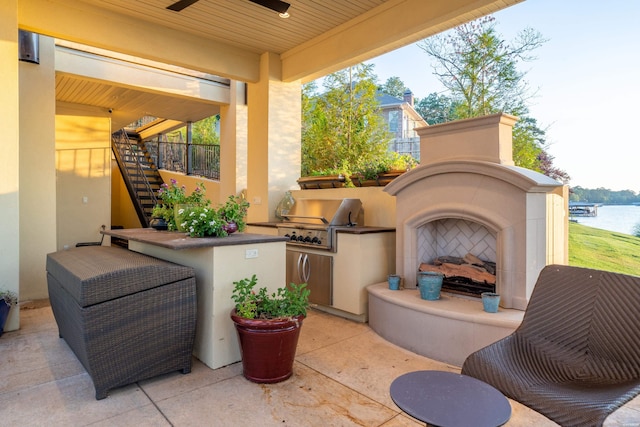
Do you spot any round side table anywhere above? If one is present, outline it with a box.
[390,370,511,427]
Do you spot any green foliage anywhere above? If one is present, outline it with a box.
[416,16,569,182]
[176,195,250,237]
[218,195,250,231]
[512,116,544,171]
[155,179,210,230]
[633,223,640,238]
[301,64,392,177]
[231,274,310,320]
[177,205,227,237]
[414,93,459,125]
[178,115,220,145]
[569,222,640,276]
[379,76,407,98]
[352,152,416,180]
[418,16,545,118]
[570,186,640,204]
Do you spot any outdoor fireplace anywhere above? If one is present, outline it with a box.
[385,113,567,310]
[368,113,568,366]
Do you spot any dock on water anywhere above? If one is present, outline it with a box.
[569,202,600,217]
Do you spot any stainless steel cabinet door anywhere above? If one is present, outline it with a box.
[285,250,332,306]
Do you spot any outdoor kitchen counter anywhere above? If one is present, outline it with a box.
[247,222,395,234]
[247,222,396,322]
[102,227,287,249]
[101,228,287,371]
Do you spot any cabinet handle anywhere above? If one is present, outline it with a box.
[297,253,304,283]
[302,254,311,282]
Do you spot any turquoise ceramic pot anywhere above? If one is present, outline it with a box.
[388,275,401,290]
[418,271,444,300]
[481,292,501,313]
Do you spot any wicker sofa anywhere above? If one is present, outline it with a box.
[462,264,640,426]
[46,245,197,400]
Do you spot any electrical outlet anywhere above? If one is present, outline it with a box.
[245,249,258,259]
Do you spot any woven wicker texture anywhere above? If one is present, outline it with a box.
[462,265,640,426]
[46,246,194,307]
[47,247,197,399]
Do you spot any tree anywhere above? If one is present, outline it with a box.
[379,76,407,98]
[417,16,569,181]
[418,16,545,118]
[176,115,220,145]
[301,64,392,176]
[414,92,459,125]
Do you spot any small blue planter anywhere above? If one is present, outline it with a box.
[481,292,501,313]
[388,275,401,290]
[418,271,444,300]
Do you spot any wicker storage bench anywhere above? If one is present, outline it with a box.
[46,245,197,400]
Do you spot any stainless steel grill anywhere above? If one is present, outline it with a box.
[276,198,363,252]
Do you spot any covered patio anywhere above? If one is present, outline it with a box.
[9,302,640,426]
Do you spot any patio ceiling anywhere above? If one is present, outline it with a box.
[20,0,524,130]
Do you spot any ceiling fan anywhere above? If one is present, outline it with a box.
[166,0,291,15]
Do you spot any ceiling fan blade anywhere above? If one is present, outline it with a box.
[166,0,200,12]
[249,0,290,15]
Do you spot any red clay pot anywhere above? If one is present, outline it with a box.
[230,309,305,383]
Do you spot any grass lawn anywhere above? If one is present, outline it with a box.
[569,221,640,276]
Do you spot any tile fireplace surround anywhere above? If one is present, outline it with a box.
[368,113,568,366]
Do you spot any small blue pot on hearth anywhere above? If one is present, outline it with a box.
[417,271,444,300]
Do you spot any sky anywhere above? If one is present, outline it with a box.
[364,0,640,192]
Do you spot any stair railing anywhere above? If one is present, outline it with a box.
[112,129,160,227]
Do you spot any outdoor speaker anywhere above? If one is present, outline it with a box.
[19,30,39,64]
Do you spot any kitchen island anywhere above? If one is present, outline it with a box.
[102,228,287,370]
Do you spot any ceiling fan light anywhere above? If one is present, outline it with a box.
[279,12,290,18]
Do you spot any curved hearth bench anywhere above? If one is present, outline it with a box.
[367,283,523,367]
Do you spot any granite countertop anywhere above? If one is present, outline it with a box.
[103,228,288,250]
[248,222,395,234]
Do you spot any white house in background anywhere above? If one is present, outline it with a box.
[377,90,427,161]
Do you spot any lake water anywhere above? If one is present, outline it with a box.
[572,205,640,235]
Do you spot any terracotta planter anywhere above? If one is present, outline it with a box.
[351,170,406,187]
[297,175,345,189]
[230,309,305,383]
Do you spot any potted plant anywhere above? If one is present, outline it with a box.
[176,195,250,238]
[230,274,310,383]
[351,153,417,187]
[297,168,347,189]
[155,179,209,231]
[0,289,18,337]
[218,195,250,234]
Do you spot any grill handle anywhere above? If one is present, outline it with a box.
[281,215,329,225]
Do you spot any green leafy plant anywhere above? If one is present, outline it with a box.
[177,205,227,237]
[176,195,250,237]
[218,195,250,232]
[154,179,209,230]
[231,274,310,320]
[0,289,18,306]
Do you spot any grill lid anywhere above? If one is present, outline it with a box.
[281,198,363,227]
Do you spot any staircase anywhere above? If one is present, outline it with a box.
[112,129,164,227]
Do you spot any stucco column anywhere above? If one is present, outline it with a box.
[0,0,21,330]
[19,35,57,301]
[219,81,248,201]
[246,52,301,222]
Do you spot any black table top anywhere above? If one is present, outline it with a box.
[390,370,511,427]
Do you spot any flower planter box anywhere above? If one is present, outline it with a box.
[297,175,346,189]
[351,170,406,187]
